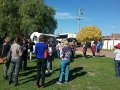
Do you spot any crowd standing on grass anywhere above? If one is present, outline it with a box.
[2,34,120,88]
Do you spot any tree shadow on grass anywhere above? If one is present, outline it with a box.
[99,55,106,57]
[20,68,60,85]
[75,54,83,58]
[45,77,59,87]
[69,67,87,81]
[19,66,37,76]
[20,74,36,84]
[44,68,60,78]
[86,55,93,58]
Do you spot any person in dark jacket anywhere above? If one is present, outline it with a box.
[27,38,35,62]
[1,37,11,80]
[21,39,28,70]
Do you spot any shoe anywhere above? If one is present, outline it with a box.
[41,86,44,88]
[56,81,62,84]
[8,81,12,84]
[65,80,68,83]
[36,85,40,88]
[45,70,48,74]
[50,70,54,74]
[4,76,9,80]
[14,83,19,87]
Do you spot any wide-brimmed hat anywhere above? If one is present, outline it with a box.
[115,43,120,49]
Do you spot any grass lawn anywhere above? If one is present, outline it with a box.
[0,55,120,90]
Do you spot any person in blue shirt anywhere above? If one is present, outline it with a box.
[97,41,102,57]
[34,35,48,88]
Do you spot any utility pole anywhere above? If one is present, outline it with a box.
[76,8,84,32]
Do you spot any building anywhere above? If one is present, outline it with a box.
[102,33,120,50]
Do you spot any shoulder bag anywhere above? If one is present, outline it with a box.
[0,45,7,64]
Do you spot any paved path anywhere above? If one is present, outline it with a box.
[76,48,114,58]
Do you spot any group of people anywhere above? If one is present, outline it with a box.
[1,35,120,88]
[1,36,35,86]
[0,35,77,88]
[34,36,77,87]
[81,40,120,78]
[81,41,103,59]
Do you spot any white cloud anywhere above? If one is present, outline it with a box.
[111,26,115,28]
[55,12,77,19]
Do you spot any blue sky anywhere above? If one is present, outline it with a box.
[46,0,120,36]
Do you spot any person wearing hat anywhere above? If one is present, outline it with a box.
[113,43,120,77]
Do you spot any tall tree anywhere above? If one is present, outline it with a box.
[76,25,102,43]
[19,0,57,35]
[0,0,57,37]
[0,0,20,37]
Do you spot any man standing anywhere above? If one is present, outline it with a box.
[97,41,102,57]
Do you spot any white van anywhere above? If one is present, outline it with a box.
[30,32,56,52]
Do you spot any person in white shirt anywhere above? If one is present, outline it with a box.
[45,42,54,74]
[113,43,120,77]
[56,41,60,58]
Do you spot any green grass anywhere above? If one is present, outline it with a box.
[0,55,120,90]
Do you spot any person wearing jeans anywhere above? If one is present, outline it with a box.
[113,43,120,77]
[8,37,23,87]
[9,58,21,85]
[45,42,54,74]
[59,60,70,82]
[56,40,71,84]
[1,37,11,80]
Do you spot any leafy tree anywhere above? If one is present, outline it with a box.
[76,25,102,43]
[19,0,57,35]
[0,0,57,37]
[0,0,20,37]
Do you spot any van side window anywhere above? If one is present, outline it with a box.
[33,36,37,41]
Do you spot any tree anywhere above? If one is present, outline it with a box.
[76,25,102,43]
[0,0,57,37]
[19,0,57,35]
[0,0,20,37]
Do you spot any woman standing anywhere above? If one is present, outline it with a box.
[34,35,48,88]
[114,43,120,77]
[1,37,11,80]
[45,42,54,74]
[91,41,96,57]
[9,37,23,86]
[81,42,87,59]
[56,40,71,84]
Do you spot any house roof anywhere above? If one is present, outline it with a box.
[103,33,120,40]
